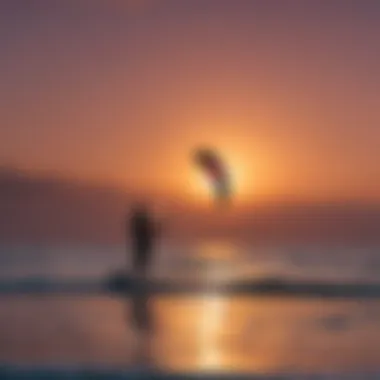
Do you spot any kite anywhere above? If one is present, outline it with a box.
[193,147,232,203]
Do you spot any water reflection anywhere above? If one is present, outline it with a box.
[197,296,226,369]
[0,296,380,373]
[152,296,380,373]
[193,241,231,369]
[126,240,380,372]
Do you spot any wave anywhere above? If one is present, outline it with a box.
[0,365,379,379]
[0,274,380,299]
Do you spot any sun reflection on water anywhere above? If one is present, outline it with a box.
[196,241,232,370]
[198,295,225,369]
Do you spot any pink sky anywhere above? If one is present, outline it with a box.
[0,1,379,205]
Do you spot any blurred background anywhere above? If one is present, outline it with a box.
[0,0,379,377]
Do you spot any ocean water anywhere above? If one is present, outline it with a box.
[0,241,379,283]
[0,241,379,375]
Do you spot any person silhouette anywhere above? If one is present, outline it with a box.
[127,203,157,339]
[128,203,156,278]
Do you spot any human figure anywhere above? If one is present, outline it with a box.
[128,203,157,278]
[127,203,157,340]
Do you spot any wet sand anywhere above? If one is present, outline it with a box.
[0,295,379,374]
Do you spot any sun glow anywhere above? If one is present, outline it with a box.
[187,149,250,206]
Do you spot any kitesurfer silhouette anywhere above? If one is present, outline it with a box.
[127,203,157,359]
[128,203,157,278]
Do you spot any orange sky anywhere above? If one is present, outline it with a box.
[0,1,379,205]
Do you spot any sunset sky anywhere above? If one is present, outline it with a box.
[1,0,379,204]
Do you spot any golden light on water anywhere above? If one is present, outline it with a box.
[198,296,226,369]
[196,241,233,369]
[197,241,237,261]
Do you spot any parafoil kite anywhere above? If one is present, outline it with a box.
[193,147,231,203]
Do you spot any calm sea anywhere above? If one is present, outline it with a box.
[0,241,379,374]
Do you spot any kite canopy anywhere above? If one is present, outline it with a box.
[193,148,231,203]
